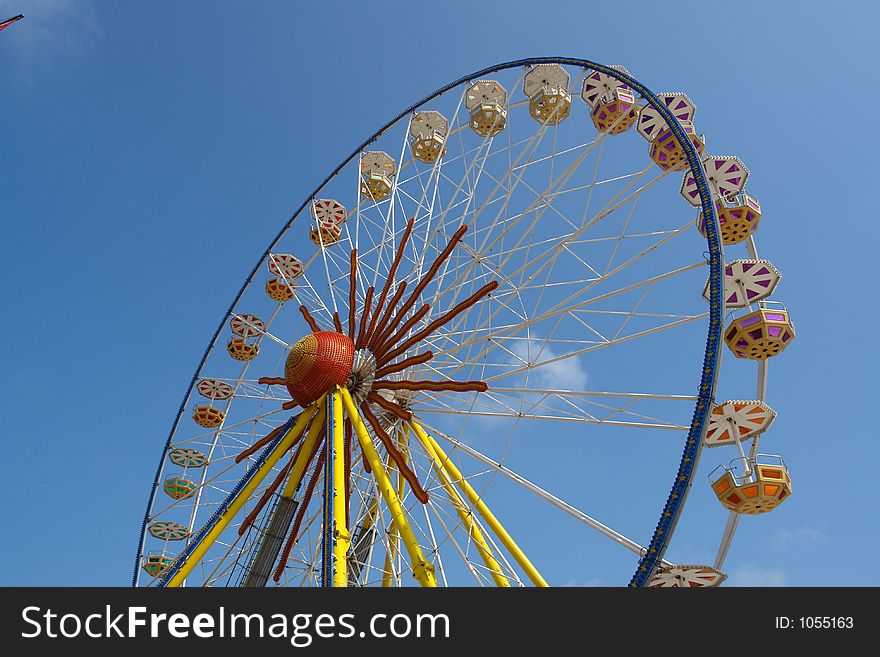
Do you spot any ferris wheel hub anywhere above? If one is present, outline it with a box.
[283,331,355,407]
[347,349,377,403]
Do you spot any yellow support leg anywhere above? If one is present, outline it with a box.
[331,388,350,587]
[165,403,321,587]
[380,479,399,586]
[413,422,510,587]
[357,496,380,532]
[281,404,328,498]
[409,421,548,588]
[339,386,437,587]
[382,425,407,587]
[347,495,379,586]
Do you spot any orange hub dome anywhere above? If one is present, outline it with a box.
[284,331,355,407]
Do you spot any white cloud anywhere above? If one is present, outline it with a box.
[771,527,822,550]
[508,337,588,390]
[726,565,787,587]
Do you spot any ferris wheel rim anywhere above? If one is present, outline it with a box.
[132,56,724,587]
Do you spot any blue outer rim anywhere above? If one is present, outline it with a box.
[134,57,723,588]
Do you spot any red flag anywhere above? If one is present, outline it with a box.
[0,14,23,32]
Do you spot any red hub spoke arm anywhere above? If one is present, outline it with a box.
[355,286,375,349]
[364,218,415,346]
[374,380,488,393]
[238,458,294,536]
[373,304,430,362]
[347,249,358,340]
[374,224,468,347]
[272,433,326,582]
[374,350,433,378]
[368,280,408,351]
[367,391,413,421]
[378,281,498,366]
[299,305,321,333]
[360,402,428,504]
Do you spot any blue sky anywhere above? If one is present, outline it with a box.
[2,0,877,586]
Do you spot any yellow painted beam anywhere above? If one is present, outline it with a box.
[358,496,380,532]
[281,405,328,498]
[413,423,510,587]
[165,403,321,587]
[382,425,408,587]
[346,496,378,587]
[331,389,350,587]
[409,421,548,588]
[340,386,437,587]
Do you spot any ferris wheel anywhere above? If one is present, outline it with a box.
[133,58,795,588]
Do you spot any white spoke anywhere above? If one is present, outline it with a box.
[418,419,672,566]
